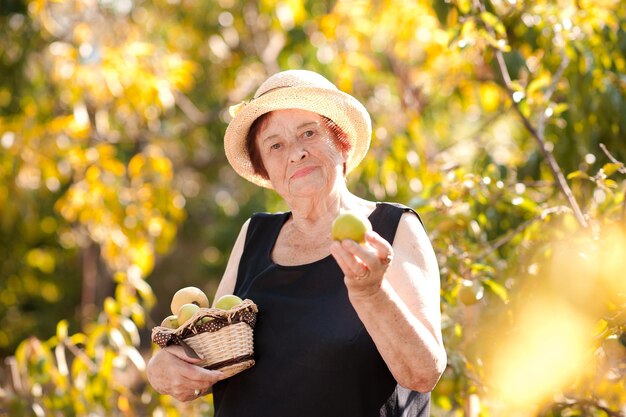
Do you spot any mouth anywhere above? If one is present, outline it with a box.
[290,166,316,179]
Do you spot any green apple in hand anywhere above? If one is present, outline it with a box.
[331,211,372,244]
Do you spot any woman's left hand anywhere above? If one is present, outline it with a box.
[330,231,393,296]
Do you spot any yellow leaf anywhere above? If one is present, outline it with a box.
[128,154,145,179]
[56,320,69,341]
[479,82,502,112]
[118,395,130,412]
[567,170,589,180]
[603,162,624,176]
[26,248,56,274]
[104,297,118,316]
[553,103,569,116]
[480,11,506,37]
[151,156,173,181]
[527,74,551,95]
[130,241,155,275]
[458,0,472,14]
[85,165,101,182]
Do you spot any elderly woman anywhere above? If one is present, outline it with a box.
[147,70,446,416]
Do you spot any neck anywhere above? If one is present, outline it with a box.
[285,186,368,237]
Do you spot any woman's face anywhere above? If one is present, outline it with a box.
[256,109,346,198]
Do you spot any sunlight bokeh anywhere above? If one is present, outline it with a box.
[488,297,595,411]
[484,225,626,414]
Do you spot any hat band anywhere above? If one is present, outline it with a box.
[254,85,291,99]
[229,85,293,118]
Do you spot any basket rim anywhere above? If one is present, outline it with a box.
[151,298,257,344]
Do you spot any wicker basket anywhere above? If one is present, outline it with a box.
[151,299,258,378]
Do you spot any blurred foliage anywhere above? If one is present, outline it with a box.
[0,0,625,416]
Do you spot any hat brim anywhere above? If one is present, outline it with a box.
[224,86,371,189]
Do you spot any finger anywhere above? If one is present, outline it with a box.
[172,375,217,401]
[166,360,224,401]
[364,232,393,265]
[163,348,225,383]
[330,241,368,277]
[165,345,203,364]
[340,238,379,270]
[364,230,392,254]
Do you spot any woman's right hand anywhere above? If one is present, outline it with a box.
[146,345,226,402]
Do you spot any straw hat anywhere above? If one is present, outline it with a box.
[224,70,372,188]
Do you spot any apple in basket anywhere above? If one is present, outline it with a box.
[215,294,243,310]
[170,286,210,315]
[158,286,209,329]
[160,315,179,329]
[177,303,201,324]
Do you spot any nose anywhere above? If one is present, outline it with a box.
[289,144,308,163]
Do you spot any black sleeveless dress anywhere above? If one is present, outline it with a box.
[213,203,431,417]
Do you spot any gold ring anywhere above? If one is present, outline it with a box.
[381,255,392,265]
[355,269,369,279]
[194,389,201,397]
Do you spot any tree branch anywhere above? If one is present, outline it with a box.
[476,0,588,228]
[174,90,213,125]
[599,143,626,223]
[599,143,626,174]
[537,53,570,137]
[476,206,569,260]
[549,398,625,417]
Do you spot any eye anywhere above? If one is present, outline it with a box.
[269,142,281,151]
[302,129,316,139]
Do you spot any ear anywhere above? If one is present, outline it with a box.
[339,147,349,174]
[340,146,349,162]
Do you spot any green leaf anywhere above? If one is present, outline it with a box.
[482,278,508,303]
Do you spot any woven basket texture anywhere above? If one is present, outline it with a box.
[186,322,255,373]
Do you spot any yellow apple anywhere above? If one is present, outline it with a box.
[160,315,179,329]
[215,294,243,311]
[331,211,372,244]
[177,303,200,324]
[170,286,209,315]
[457,280,484,306]
[603,335,626,363]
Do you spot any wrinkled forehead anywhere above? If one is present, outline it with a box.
[263,108,323,124]
[256,109,325,135]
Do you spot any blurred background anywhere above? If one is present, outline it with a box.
[0,0,625,416]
